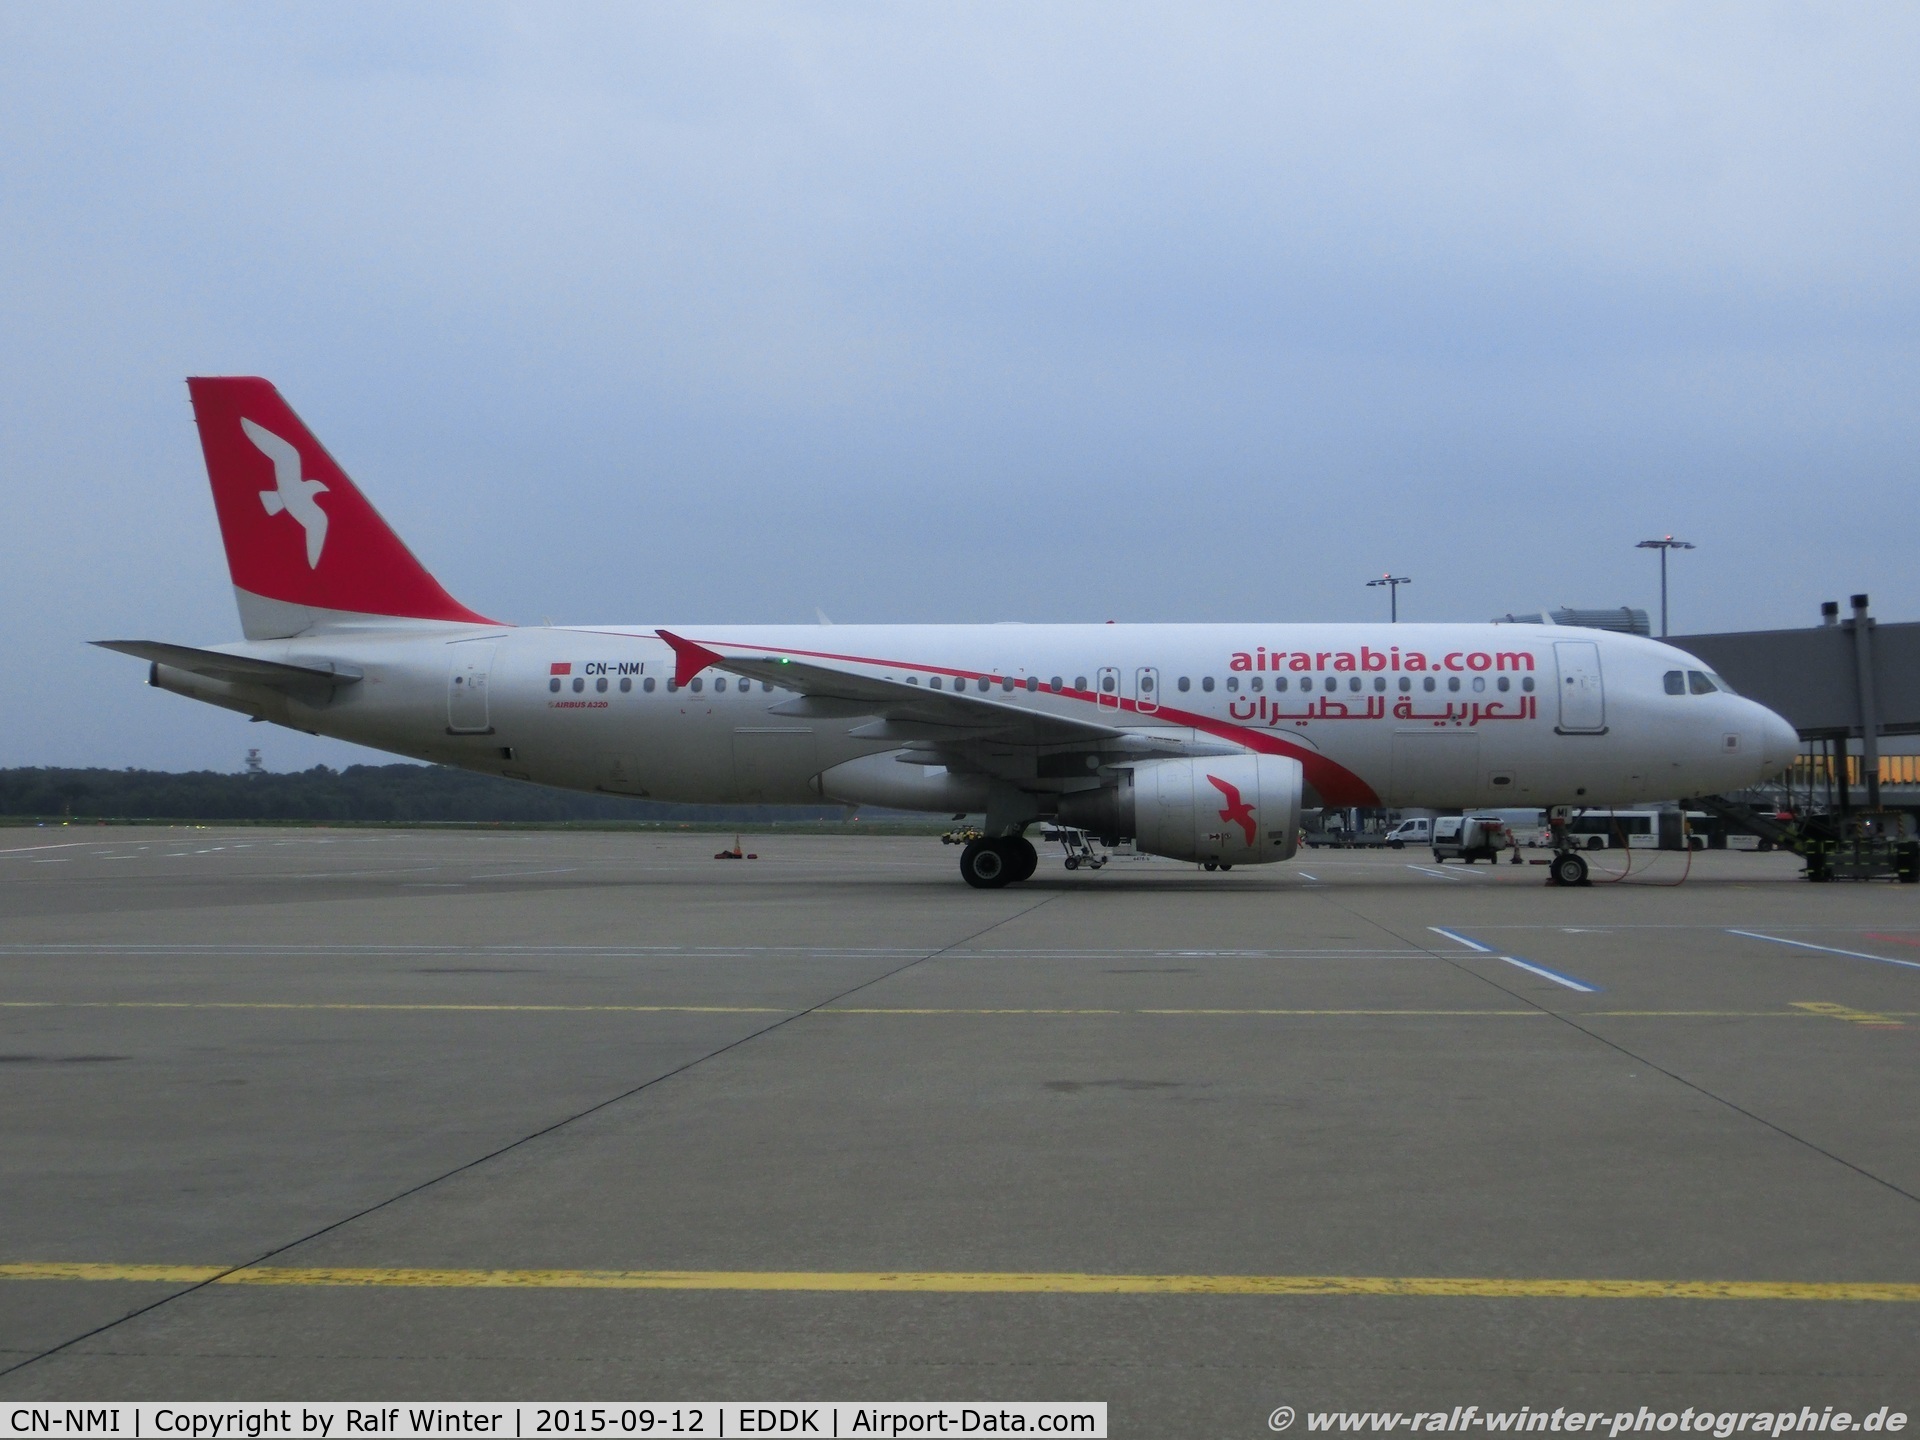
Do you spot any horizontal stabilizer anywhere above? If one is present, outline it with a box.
[92,641,363,689]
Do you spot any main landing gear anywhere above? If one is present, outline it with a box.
[960,836,1039,889]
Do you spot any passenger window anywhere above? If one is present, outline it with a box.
[1275,676,1288,692]
[1100,674,1116,693]
[930,676,942,690]
[1202,676,1215,692]
[1471,676,1485,693]
[1423,676,1436,692]
[978,677,990,693]
[1075,676,1088,691]
[1026,676,1039,692]
[1664,670,1686,695]
[549,677,561,693]
[1177,677,1190,692]
[690,677,704,693]
[1250,676,1262,692]
[1398,676,1411,692]
[666,679,678,693]
[572,677,585,693]
[1496,676,1509,692]
[1688,671,1716,695]
[1348,676,1362,692]
[907,675,919,685]
[1521,676,1535,693]
[1300,676,1313,692]
[1003,677,1016,692]
[644,677,656,692]
[1447,676,1460,692]
[596,676,609,693]
[1139,674,1153,694]
[619,676,631,693]
[1051,676,1064,692]
[1373,676,1386,691]
[1225,676,1239,693]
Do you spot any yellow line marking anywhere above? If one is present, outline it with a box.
[1,1264,1914,1301]
[0,1002,788,1014]
[5,1002,1907,1019]
[1792,1001,1907,1029]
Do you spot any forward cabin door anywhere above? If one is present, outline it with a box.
[447,640,497,734]
[1553,641,1607,733]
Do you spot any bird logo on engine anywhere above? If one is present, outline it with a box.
[1206,774,1257,846]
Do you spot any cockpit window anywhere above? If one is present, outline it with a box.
[1664,670,1686,696]
[1687,670,1717,695]
[1708,671,1736,695]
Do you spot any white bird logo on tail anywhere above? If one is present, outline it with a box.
[241,418,329,567]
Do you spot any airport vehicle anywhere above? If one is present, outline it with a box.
[1564,809,1709,850]
[1384,817,1431,848]
[1043,827,1110,871]
[1430,815,1511,864]
[97,378,1800,888]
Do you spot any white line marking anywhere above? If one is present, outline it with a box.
[0,841,97,855]
[1728,931,1920,973]
[1491,956,1600,993]
[1296,873,1318,882]
[1429,928,1599,992]
[1406,865,1464,880]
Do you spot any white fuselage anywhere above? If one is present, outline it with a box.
[153,621,1798,815]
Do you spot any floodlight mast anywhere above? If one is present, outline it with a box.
[1635,536,1695,637]
[1366,574,1410,623]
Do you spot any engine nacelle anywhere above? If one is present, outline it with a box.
[1058,754,1302,866]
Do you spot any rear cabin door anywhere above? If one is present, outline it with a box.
[1553,641,1607,733]
[447,640,497,734]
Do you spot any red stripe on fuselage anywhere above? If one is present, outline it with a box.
[640,632,1381,807]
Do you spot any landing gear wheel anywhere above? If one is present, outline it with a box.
[1006,837,1038,883]
[960,839,1011,889]
[1202,858,1219,872]
[1550,851,1590,887]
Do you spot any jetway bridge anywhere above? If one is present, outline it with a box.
[1673,594,1920,816]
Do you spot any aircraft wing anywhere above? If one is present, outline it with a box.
[655,630,1237,762]
[92,641,363,690]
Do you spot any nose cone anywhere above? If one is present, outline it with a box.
[1756,703,1798,775]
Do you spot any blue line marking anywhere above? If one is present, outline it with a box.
[1429,927,1601,993]
[1727,930,1920,973]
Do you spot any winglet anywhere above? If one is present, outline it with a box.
[657,630,726,687]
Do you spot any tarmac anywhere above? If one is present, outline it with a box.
[1,828,1916,1428]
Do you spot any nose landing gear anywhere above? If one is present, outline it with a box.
[1544,806,1592,886]
[959,836,1039,889]
[1549,851,1590,887]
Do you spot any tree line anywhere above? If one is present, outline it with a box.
[0,765,854,825]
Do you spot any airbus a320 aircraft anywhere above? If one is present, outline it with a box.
[98,378,1798,888]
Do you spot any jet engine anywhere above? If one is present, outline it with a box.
[1057,754,1302,866]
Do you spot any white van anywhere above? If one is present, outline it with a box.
[1384,817,1431,849]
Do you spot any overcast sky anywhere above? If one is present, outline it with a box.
[3,3,1917,771]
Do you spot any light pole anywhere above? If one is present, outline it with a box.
[1635,536,1694,637]
[1366,574,1410,623]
